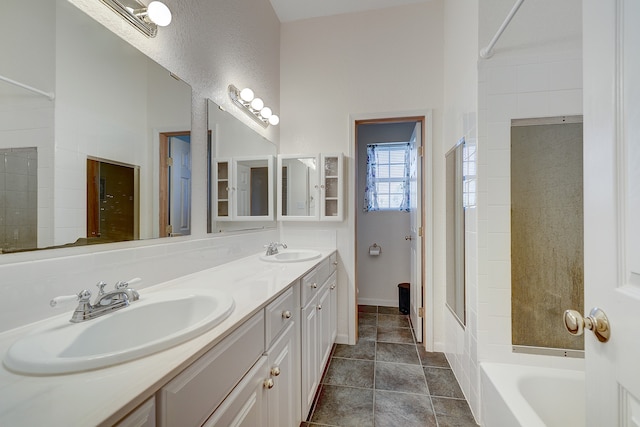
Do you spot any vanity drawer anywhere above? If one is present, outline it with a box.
[316,253,337,285]
[265,287,295,347]
[301,255,336,306]
[300,268,319,307]
[157,311,265,427]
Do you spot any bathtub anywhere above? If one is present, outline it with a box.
[480,363,585,427]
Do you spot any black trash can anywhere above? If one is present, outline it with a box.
[398,282,410,314]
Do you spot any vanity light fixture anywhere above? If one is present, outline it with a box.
[229,84,280,128]
[99,0,172,38]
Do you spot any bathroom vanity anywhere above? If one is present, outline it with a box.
[0,249,337,427]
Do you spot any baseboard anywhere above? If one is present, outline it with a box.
[357,297,397,307]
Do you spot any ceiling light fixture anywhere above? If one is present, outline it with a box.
[228,84,280,128]
[99,0,172,38]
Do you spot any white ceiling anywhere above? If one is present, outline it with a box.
[269,0,429,23]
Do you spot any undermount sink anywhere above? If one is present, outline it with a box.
[260,249,321,263]
[3,288,235,375]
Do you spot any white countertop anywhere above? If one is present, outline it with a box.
[0,249,335,426]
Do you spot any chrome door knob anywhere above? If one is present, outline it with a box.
[563,307,611,343]
[405,235,412,241]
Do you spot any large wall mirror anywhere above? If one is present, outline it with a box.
[0,0,192,253]
[445,139,466,326]
[207,100,276,233]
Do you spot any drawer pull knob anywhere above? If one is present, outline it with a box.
[264,378,275,389]
[271,366,281,377]
[333,261,338,266]
[330,284,336,290]
[311,283,318,289]
[317,304,322,310]
[282,310,292,319]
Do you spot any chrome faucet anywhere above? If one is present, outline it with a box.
[264,242,287,256]
[51,278,141,323]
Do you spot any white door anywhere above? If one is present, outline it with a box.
[236,163,250,217]
[169,136,191,236]
[583,0,640,424]
[409,122,423,342]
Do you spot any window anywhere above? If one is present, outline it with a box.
[363,142,411,211]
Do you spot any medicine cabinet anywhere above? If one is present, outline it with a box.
[277,154,343,221]
[213,155,274,221]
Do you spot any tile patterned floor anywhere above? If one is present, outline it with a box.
[301,305,477,427]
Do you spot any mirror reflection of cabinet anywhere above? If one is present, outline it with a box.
[213,156,274,221]
[277,153,343,221]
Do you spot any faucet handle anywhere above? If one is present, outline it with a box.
[50,289,91,308]
[115,277,142,289]
[96,281,108,295]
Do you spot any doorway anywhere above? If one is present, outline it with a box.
[354,116,426,343]
[87,157,140,243]
[159,131,191,237]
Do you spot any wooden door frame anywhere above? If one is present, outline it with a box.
[350,111,433,350]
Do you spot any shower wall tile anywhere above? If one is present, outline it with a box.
[477,48,585,370]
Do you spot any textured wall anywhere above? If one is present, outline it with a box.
[511,122,584,350]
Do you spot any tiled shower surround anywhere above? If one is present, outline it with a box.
[303,305,476,427]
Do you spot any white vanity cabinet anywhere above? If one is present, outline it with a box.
[115,397,155,427]
[277,153,343,221]
[300,254,338,417]
[155,284,301,427]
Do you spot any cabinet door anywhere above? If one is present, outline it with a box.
[203,356,268,427]
[213,158,232,221]
[320,153,343,221]
[115,398,155,427]
[317,286,332,373]
[266,322,298,427]
[301,300,319,418]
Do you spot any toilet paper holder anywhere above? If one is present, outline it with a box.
[368,243,382,256]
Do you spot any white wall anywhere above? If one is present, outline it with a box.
[476,0,584,400]
[280,1,445,346]
[442,0,480,419]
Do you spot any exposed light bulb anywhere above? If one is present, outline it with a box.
[250,97,264,111]
[260,107,272,119]
[239,88,254,103]
[268,115,280,126]
[147,1,172,27]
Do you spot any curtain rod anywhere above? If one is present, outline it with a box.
[0,74,55,100]
[480,0,525,59]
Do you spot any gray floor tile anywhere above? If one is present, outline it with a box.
[358,312,377,326]
[333,340,376,360]
[376,342,420,365]
[358,305,378,313]
[323,358,374,388]
[375,361,429,395]
[374,390,437,427]
[417,347,450,368]
[432,397,477,427]
[359,324,377,341]
[310,384,374,427]
[424,367,465,399]
[378,313,411,328]
[377,326,415,344]
[378,306,403,315]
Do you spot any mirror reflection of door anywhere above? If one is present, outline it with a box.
[159,132,191,237]
[86,158,139,243]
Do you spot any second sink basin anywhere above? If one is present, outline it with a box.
[3,288,235,375]
[260,249,321,263]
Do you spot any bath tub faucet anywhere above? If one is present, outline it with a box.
[264,242,287,256]
[50,278,141,323]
